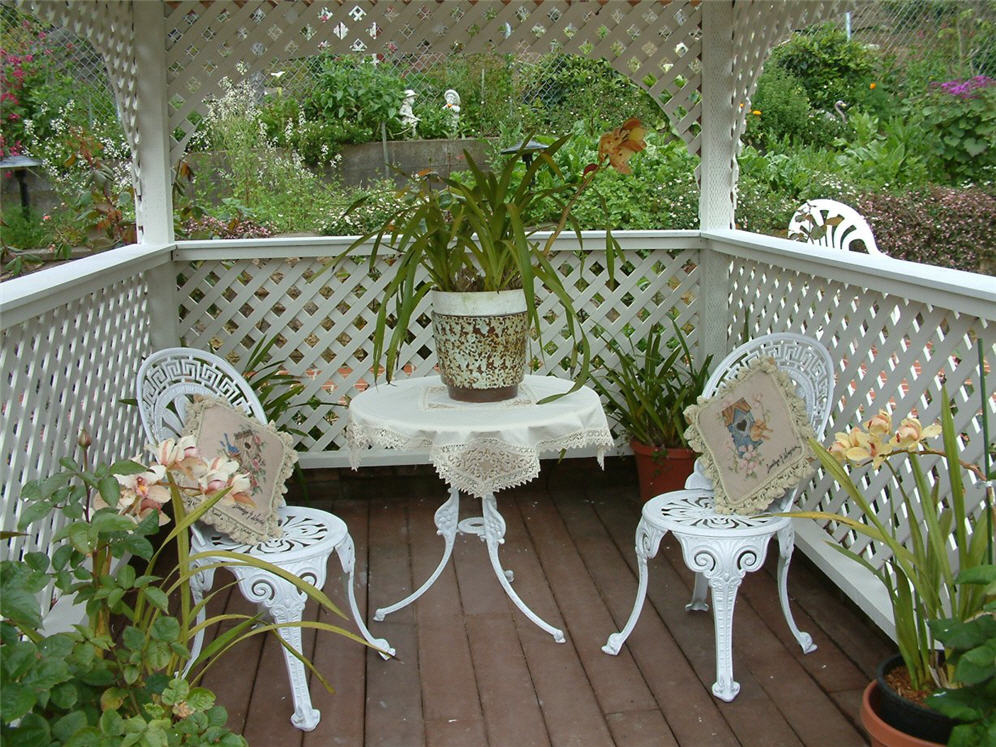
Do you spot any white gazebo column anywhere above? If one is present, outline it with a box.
[698,0,736,359]
[132,0,178,348]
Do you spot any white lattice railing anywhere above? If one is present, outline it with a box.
[172,231,704,464]
[2,232,994,634]
[709,229,996,632]
[0,244,173,623]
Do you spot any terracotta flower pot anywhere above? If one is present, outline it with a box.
[861,680,945,747]
[630,440,696,501]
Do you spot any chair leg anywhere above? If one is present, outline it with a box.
[334,532,395,659]
[706,571,743,702]
[686,572,710,612]
[267,586,321,732]
[776,525,817,654]
[603,519,665,655]
[675,533,772,702]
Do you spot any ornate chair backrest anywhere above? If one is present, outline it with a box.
[136,347,266,445]
[686,333,836,508]
[788,199,880,254]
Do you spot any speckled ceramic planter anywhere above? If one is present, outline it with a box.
[431,290,529,402]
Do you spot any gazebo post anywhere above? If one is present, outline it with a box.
[698,0,737,357]
[133,0,179,349]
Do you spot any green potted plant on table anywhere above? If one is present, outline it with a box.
[593,319,713,501]
[323,119,647,402]
[793,386,995,746]
[1,432,359,745]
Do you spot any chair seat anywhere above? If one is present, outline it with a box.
[645,489,791,538]
[194,506,344,562]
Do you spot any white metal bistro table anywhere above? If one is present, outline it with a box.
[348,374,614,642]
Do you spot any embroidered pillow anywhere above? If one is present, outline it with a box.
[683,357,815,515]
[181,397,295,544]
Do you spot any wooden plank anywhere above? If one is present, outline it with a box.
[304,496,373,747]
[365,620,426,746]
[497,493,615,746]
[605,710,679,746]
[768,553,893,681]
[418,616,486,744]
[365,494,425,745]
[465,614,551,746]
[518,493,661,716]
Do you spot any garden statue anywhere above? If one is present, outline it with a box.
[443,88,461,135]
[400,89,419,137]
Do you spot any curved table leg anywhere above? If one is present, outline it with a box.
[374,487,460,621]
[482,493,565,643]
[603,518,665,654]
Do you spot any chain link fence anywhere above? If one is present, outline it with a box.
[3,0,993,154]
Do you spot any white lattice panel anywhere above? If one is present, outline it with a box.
[728,255,995,573]
[1,277,152,613]
[174,237,703,457]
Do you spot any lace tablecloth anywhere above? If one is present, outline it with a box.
[348,375,613,497]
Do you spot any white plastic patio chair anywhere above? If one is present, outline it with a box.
[136,347,393,732]
[788,198,880,254]
[603,333,834,701]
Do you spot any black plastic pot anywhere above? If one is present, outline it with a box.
[874,654,957,745]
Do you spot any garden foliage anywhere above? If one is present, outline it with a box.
[1,4,995,276]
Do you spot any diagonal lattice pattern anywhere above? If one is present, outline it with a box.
[728,255,994,572]
[175,239,703,455]
[0,278,152,608]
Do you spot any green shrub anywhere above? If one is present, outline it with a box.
[769,23,876,113]
[260,95,342,169]
[835,112,931,190]
[515,55,664,136]
[916,76,996,184]
[855,186,996,273]
[319,178,402,236]
[743,67,814,149]
[304,56,406,144]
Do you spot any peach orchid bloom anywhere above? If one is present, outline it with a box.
[153,436,201,476]
[893,417,942,452]
[598,117,648,174]
[110,464,172,525]
[864,409,893,438]
[198,457,256,507]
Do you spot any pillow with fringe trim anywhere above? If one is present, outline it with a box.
[181,396,295,544]
[683,357,815,515]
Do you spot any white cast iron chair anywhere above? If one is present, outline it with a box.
[136,347,393,732]
[603,333,834,701]
[788,198,880,254]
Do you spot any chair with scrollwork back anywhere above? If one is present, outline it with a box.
[136,347,392,732]
[603,333,834,701]
[788,199,880,254]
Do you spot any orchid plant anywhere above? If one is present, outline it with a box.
[1,431,362,745]
[321,118,647,388]
[794,390,995,696]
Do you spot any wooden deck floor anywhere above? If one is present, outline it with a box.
[200,457,893,746]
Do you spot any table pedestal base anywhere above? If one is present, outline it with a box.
[373,488,565,643]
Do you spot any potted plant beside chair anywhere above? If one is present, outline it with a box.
[322,119,647,402]
[794,383,995,746]
[594,320,713,501]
